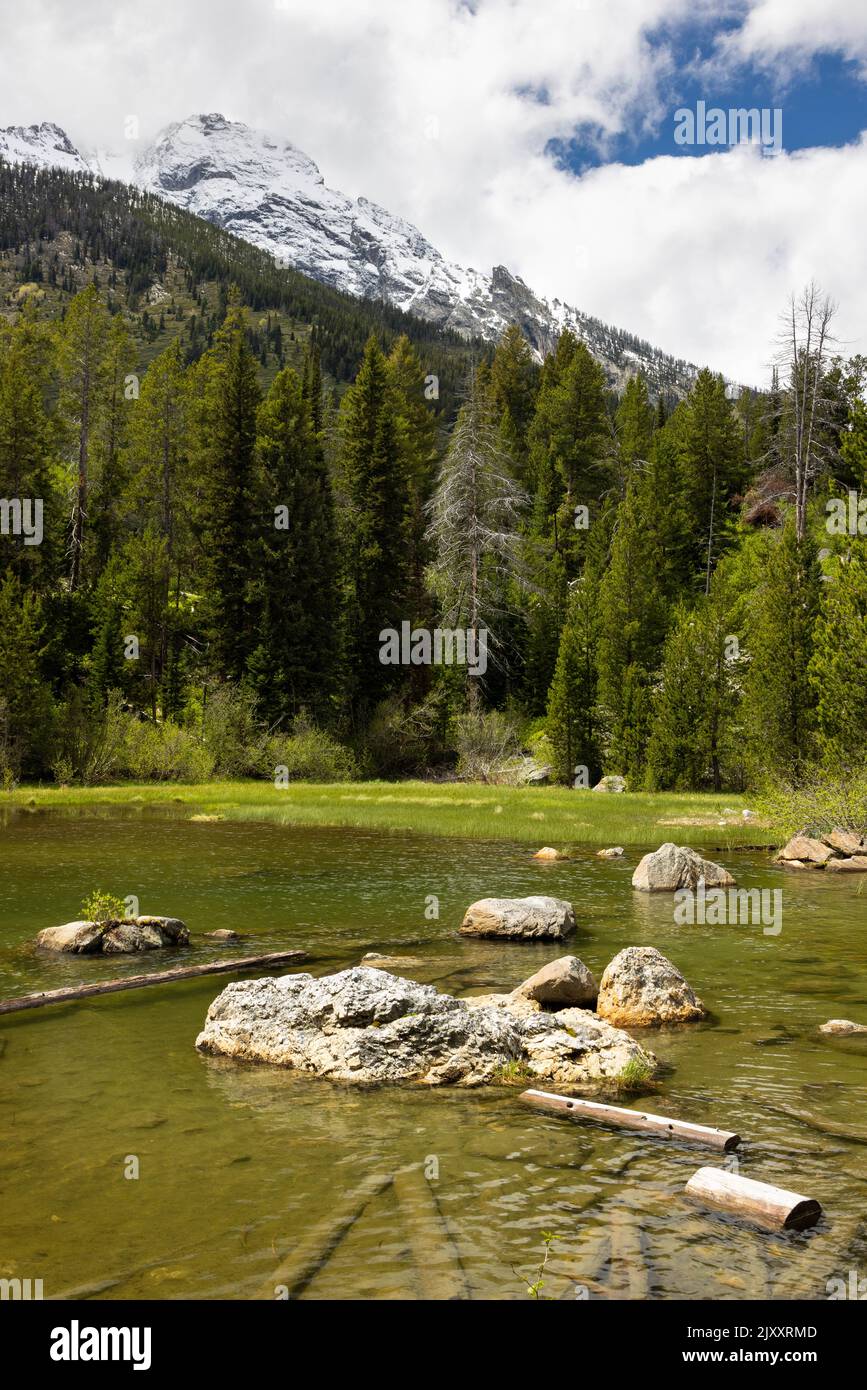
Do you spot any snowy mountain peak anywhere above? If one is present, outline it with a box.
[1,111,698,393]
[0,120,89,173]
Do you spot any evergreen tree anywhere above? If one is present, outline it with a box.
[614,374,654,490]
[744,517,821,773]
[546,573,601,785]
[678,369,743,592]
[191,300,262,682]
[339,335,414,723]
[808,543,867,764]
[248,365,341,725]
[58,285,113,591]
[0,573,54,779]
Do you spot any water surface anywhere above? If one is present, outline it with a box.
[1,811,865,1300]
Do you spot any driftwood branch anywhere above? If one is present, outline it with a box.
[0,951,309,1016]
[521,1089,741,1152]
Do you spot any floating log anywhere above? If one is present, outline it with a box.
[685,1167,822,1231]
[520,1089,741,1152]
[253,1171,393,1300]
[393,1165,470,1300]
[0,950,309,1016]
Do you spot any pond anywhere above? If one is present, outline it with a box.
[1,810,866,1300]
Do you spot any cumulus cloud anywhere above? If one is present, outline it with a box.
[0,0,864,382]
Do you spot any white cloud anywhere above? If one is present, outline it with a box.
[0,0,864,382]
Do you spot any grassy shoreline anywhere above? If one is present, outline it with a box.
[2,781,777,848]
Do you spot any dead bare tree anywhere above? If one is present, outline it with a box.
[775,283,838,541]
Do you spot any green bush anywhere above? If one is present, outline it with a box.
[201,684,267,778]
[80,889,127,923]
[121,718,215,783]
[364,690,451,777]
[266,723,358,783]
[454,708,521,782]
[755,762,867,839]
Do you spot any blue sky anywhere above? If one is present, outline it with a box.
[549,29,867,172]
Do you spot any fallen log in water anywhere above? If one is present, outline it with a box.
[520,1089,741,1152]
[685,1167,822,1231]
[393,1165,470,1300]
[606,1205,651,1300]
[0,950,309,1016]
[253,1171,393,1300]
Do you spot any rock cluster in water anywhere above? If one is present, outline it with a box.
[195,965,659,1089]
[776,830,867,872]
[36,916,189,954]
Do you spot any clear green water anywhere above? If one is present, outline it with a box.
[1,809,866,1301]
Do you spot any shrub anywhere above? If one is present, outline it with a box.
[201,684,267,778]
[80,890,127,923]
[454,708,521,782]
[755,762,867,839]
[266,722,358,783]
[121,719,215,782]
[364,690,452,777]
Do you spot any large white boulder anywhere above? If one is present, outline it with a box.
[459,896,576,940]
[196,966,657,1091]
[632,843,735,892]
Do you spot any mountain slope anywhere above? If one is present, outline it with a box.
[2,113,699,394]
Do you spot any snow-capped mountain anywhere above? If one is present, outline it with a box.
[0,122,90,174]
[1,113,697,393]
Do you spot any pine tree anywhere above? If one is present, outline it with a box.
[58,285,113,592]
[744,517,821,773]
[645,575,743,791]
[247,365,341,725]
[490,324,539,469]
[614,374,654,490]
[808,543,867,764]
[426,369,528,696]
[0,573,54,778]
[191,300,262,682]
[678,369,743,593]
[546,574,601,785]
[339,335,414,723]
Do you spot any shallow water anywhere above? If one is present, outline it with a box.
[1,811,866,1300]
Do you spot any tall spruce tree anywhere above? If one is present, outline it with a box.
[679,369,743,593]
[808,543,867,764]
[744,517,821,773]
[191,300,262,683]
[248,364,341,725]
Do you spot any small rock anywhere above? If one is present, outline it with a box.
[775,834,833,866]
[204,930,241,941]
[512,955,599,1008]
[361,952,427,970]
[593,775,626,793]
[819,1019,867,1036]
[597,846,624,859]
[825,856,867,873]
[780,859,808,870]
[631,843,735,892]
[459,896,576,940]
[596,946,706,1026]
[533,846,563,860]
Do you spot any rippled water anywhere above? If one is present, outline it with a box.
[1,810,866,1300]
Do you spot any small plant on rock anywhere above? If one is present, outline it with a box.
[80,890,127,924]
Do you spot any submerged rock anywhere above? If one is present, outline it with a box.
[597,846,624,859]
[459,895,576,940]
[631,843,735,892]
[512,955,599,1008]
[204,929,241,941]
[195,966,657,1090]
[36,916,189,954]
[596,946,706,1026]
[532,846,564,860]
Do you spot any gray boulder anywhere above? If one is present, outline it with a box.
[459,895,576,940]
[596,946,706,1027]
[632,843,735,892]
[593,775,626,793]
[822,828,865,855]
[775,834,833,866]
[512,955,599,1008]
[825,856,867,873]
[36,915,189,954]
[819,1019,867,1036]
[196,966,657,1090]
